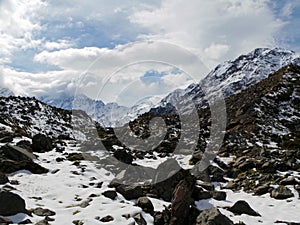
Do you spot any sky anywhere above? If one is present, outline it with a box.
[0,0,299,106]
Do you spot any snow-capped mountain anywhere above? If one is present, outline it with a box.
[39,93,158,127]
[158,48,300,111]
[0,87,14,97]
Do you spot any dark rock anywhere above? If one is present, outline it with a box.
[113,149,133,164]
[67,153,84,161]
[228,200,261,217]
[102,190,117,200]
[280,176,297,185]
[0,144,35,162]
[197,181,215,192]
[196,208,234,225]
[0,216,13,224]
[0,191,27,216]
[0,136,13,143]
[35,220,50,225]
[271,186,294,200]
[0,173,9,185]
[238,160,255,172]
[19,219,33,224]
[151,159,193,201]
[137,197,154,213]
[0,160,48,174]
[16,140,32,152]
[254,184,270,196]
[169,176,195,225]
[193,187,212,200]
[72,220,84,225]
[116,184,144,200]
[100,215,114,222]
[32,134,53,153]
[133,213,147,225]
[212,191,227,201]
[33,207,56,217]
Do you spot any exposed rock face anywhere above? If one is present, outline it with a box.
[115,184,144,200]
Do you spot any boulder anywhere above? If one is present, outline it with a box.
[137,197,154,214]
[32,207,56,217]
[228,200,261,217]
[134,213,147,225]
[196,208,234,225]
[212,191,227,201]
[0,191,27,216]
[116,184,144,200]
[271,186,294,200]
[102,190,117,200]
[32,134,53,153]
[0,159,48,174]
[0,144,35,161]
[113,149,133,164]
[151,159,192,201]
[169,176,195,225]
[0,173,9,185]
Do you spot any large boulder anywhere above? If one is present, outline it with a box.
[32,134,53,153]
[0,144,35,162]
[0,192,27,216]
[151,159,193,201]
[0,159,48,174]
[196,208,234,225]
[228,200,261,217]
[169,176,195,225]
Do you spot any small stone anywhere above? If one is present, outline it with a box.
[133,213,147,225]
[72,220,84,225]
[33,207,56,217]
[212,191,227,201]
[100,215,114,222]
[103,190,117,200]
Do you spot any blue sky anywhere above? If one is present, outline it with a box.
[0,0,299,105]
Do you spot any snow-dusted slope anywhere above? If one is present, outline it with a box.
[0,96,92,140]
[158,48,300,110]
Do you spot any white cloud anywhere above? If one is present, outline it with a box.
[33,41,208,104]
[43,40,74,51]
[0,0,45,62]
[130,0,286,67]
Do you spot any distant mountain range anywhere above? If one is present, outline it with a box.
[1,47,300,128]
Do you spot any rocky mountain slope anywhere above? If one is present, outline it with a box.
[159,48,300,111]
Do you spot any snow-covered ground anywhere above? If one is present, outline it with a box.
[1,137,299,225]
